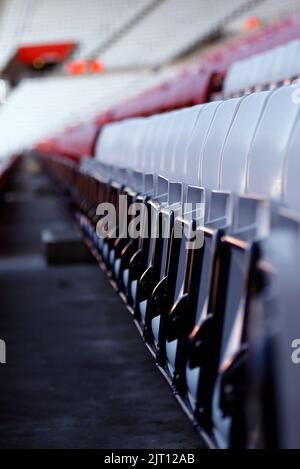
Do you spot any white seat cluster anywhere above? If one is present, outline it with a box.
[224,39,300,95]
[95,84,300,213]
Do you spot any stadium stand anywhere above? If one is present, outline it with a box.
[2,4,300,166]
[0,69,179,160]
[99,0,263,69]
[3,0,300,451]
[106,10,300,120]
[37,84,300,448]
[33,9,300,165]
[0,0,157,70]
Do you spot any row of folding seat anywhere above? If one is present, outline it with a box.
[91,85,300,448]
[95,85,300,212]
[224,38,300,96]
[38,84,300,448]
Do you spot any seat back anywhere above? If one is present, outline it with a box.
[170,105,202,184]
[220,91,271,194]
[247,85,300,199]
[200,98,243,195]
[184,101,222,188]
[224,39,300,96]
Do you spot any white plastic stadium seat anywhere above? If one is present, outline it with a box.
[224,39,300,96]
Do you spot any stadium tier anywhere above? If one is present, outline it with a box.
[37,84,300,448]
[2,0,300,452]
[1,0,280,72]
[34,9,300,163]
[0,69,180,160]
[0,0,158,70]
[99,0,263,69]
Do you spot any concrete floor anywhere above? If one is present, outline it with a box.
[0,158,201,449]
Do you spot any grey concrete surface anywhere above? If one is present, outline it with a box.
[0,158,201,449]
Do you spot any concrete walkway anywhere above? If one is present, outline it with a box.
[0,158,201,449]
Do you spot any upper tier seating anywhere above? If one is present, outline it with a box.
[227,0,300,32]
[0,0,155,71]
[0,69,177,161]
[103,11,300,121]
[100,0,259,69]
[224,38,300,95]
[38,11,300,163]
